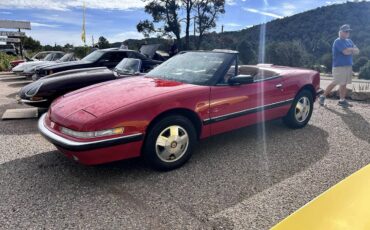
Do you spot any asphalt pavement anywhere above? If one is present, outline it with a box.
[0,74,370,229]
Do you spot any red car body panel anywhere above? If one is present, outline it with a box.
[40,63,320,165]
[10,60,25,68]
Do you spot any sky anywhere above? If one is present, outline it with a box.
[0,0,356,46]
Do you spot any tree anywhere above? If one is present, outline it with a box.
[359,61,370,80]
[237,41,256,64]
[97,36,110,49]
[266,41,310,67]
[320,53,332,72]
[64,43,74,49]
[194,0,225,49]
[182,0,195,50]
[353,56,369,72]
[137,0,182,48]
[21,36,42,51]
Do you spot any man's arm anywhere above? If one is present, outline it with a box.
[343,40,360,55]
[342,47,360,55]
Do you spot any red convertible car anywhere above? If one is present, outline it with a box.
[38,50,321,170]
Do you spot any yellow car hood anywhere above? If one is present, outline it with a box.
[272,164,370,230]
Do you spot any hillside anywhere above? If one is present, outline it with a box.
[197,1,370,69]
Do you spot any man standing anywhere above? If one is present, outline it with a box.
[319,24,359,107]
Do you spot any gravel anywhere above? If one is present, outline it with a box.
[0,74,369,229]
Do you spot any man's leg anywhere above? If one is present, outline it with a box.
[339,84,347,100]
[319,81,337,105]
[324,82,337,97]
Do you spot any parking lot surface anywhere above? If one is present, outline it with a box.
[0,74,370,229]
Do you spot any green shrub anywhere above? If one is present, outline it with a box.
[0,52,17,71]
[358,61,370,80]
[353,56,369,72]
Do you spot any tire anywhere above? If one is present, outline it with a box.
[143,115,197,171]
[283,89,314,129]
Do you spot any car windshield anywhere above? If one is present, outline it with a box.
[43,53,54,61]
[145,52,232,85]
[59,53,74,62]
[114,58,141,75]
[32,52,49,60]
[82,50,104,62]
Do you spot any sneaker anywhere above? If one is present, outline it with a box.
[338,100,352,108]
[319,95,325,106]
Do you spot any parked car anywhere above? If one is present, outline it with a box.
[12,51,65,75]
[0,44,17,56]
[33,46,163,80]
[10,51,54,68]
[22,53,79,78]
[38,50,321,170]
[19,58,147,108]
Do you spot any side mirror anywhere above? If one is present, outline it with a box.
[228,75,254,85]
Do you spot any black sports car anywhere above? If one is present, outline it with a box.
[19,58,148,108]
[33,46,163,80]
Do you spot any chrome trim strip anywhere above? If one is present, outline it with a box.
[203,98,294,125]
[20,99,48,104]
[38,113,144,151]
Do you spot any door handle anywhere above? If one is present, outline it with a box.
[276,83,283,88]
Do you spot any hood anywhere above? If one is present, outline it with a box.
[19,68,114,99]
[12,60,41,71]
[42,60,91,71]
[51,77,196,123]
[23,61,55,72]
[42,67,109,79]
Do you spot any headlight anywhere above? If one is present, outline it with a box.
[60,127,124,139]
[25,82,43,97]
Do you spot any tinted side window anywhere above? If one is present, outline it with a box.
[128,51,146,60]
[112,52,128,62]
[54,53,64,60]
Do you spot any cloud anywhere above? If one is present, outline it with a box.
[0,0,145,11]
[27,29,83,45]
[107,31,144,43]
[226,0,237,6]
[0,11,12,14]
[31,22,60,28]
[224,23,242,27]
[243,8,283,19]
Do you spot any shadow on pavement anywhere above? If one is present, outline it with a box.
[0,120,329,228]
[326,106,370,143]
[7,81,32,88]
[0,103,39,135]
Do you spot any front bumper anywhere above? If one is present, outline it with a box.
[38,113,144,164]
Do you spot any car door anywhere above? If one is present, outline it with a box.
[208,66,288,136]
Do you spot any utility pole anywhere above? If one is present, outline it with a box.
[18,28,23,58]
[193,17,196,37]
[221,25,224,33]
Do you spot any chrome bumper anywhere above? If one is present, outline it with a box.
[20,99,48,104]
[38,113,144,151]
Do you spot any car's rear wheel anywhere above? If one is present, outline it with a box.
[143,115,197,171]
[283,89,313,129]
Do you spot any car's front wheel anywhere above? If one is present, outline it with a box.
[283,89,313,129]
[143,115,197,171]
